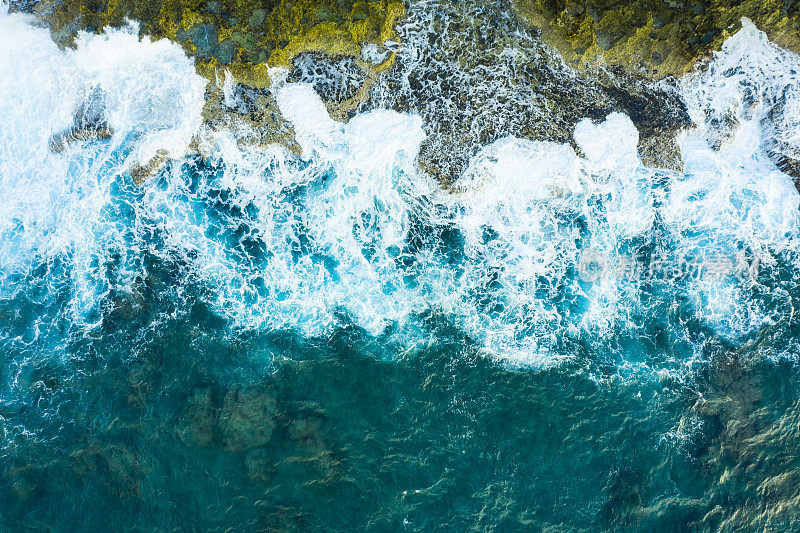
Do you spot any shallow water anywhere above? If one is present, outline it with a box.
[2,5,800,531]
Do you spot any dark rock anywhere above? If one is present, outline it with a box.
[219,385,279,452]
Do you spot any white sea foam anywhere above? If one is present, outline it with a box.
[674,18,800,253]
[1,14,799,367]
[670,18,800,339]
[0,15,205,326]
[137,82,433,336]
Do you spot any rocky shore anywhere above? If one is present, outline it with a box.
[15,0,800,181]
[513,0,800,79]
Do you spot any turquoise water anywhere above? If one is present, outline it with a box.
[4,252,800,530]
[3,5,800,532]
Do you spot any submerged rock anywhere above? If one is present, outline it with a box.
[180,386,217,447]
[71,443,145,500]
[219,384,279,452]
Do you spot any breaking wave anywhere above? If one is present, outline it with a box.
[0,10,799,373]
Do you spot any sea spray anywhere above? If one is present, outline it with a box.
[0,15,205,334]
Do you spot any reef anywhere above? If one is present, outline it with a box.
[512,0,800,79]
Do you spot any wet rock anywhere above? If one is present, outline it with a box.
[314,5,338,23]
[247,8,266,28]
[201,80,300,153]
[512,0,800,80]
[177,23,219,58]
[287,52,366,104]
[49,87,113,153]
[374,0,691,183]
[764,104,800,181]
[219,385,278,452]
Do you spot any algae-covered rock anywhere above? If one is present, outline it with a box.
[243,448,273,481]
[70,443,145,499]
[375,0,692,181]
[219,384,279,452]
[179,386,217,446]
[178,383,279,452]
[37,0,405,89]
[512,0,800,79]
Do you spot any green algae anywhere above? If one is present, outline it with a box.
[41,0,404,83]
[513,0,800,79]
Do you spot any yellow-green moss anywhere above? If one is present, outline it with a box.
[513,0,800,79]
[40,0,405,89]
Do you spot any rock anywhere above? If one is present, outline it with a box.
[247,8,266,28]
[70,444,144,499]
[5,465,40,502]
[287,52,367,104]
[512,0,800,80]
[48,87,113,153]
[314,5,339,22]
[215,39,236,65]
[40,0,404,89]
[243,448,273,481]
[376,0,692,182]
[180,387,217,447]
[219,385,278,452]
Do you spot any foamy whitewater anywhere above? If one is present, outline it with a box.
[1,11,798,370]
[6,5,800,530]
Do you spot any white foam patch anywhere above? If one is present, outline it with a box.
[138,83,434,336]
[70,23,207,166]
[669,17,800,339]
[0,15,206,326]
[675,18,800,253]
[437,112,657,363]
[456,137,585,199]
[574,112,640,175]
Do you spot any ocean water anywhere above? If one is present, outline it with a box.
[2,4,800,531]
